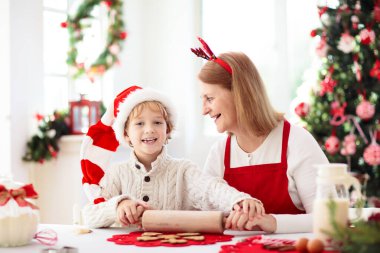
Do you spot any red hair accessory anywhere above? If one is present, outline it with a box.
[191,37,232,74]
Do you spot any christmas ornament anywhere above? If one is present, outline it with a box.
[337,33,355,53]
[364,130,380,166]
[295,102,309,118]
[63,0,126,80]
[320,75,337,96]
[370,60,380,80]
[325,135,340,155]
[359,28,375,45]
[356,100,375,121]
[330,101,347,126]
[364,143,380,166]
[340,134,357,156]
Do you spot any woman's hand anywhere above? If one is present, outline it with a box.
[225,198,265,230]
[116,199,151,226]
[244,214,277,233]
[235,199,265,219]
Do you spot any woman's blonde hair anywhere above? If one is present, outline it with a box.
[198,52,283,136]
[124,101,174,139]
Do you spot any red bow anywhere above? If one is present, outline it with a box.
[0,184,39,209]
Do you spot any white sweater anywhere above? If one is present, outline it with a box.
[82,147,253,228]
[203,121,329,233]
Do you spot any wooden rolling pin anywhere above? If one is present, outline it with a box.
[141,210,224,234]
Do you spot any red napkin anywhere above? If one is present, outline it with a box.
[107,231,233,247]
[219,235,339,253]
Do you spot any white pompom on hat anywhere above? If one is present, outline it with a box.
[112,85,177,147]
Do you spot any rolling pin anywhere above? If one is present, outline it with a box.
[141,210,225,234]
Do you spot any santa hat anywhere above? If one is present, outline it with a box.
[112,85,177,147]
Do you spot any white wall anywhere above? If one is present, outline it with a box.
[3,0,44,182]
[0,0,11,178]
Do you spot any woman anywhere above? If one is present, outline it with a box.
[191,38,329,233]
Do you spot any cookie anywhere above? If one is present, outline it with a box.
[161,238,188,244]
[141,232,163,237]
[182,235,205,241]
[137,236,160,241]
[176,232,200,236]
[158,234,179,239]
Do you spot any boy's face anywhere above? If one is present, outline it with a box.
[124,107,168,161]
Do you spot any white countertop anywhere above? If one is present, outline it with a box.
[0,224,312,253]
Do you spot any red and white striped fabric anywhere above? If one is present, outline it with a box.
[80,86,142,204]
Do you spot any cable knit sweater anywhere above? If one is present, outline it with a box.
[82,147,253,228]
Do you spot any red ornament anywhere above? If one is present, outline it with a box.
[35,113,44,121]
[330,101,347,126]
[120,31,127,40]
[360,28,375,45]
[356,100,375,121]
[363,143,380,166]
[340,134,357,156]
[310,29,317,37]
[60,22,67,28]
[320,76,337,96]
[325,135,340,155]
[295,102,309,118]
[370,60,380,80]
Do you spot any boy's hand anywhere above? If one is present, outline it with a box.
[116,199,151,226]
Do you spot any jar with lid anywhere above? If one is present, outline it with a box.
[313,163,361,246]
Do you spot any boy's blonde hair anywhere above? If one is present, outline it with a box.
[124,101,174,139]
[198,52,283,136]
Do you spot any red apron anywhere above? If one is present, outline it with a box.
[223,120,304,214]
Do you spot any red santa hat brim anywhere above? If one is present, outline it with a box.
[112,87,177,147]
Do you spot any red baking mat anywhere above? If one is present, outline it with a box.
[107,231,233,247]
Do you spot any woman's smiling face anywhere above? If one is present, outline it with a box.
[200,81,238,134]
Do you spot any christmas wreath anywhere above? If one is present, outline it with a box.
[62,0,126,80]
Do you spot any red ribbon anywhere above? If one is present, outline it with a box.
[0,184,39,209]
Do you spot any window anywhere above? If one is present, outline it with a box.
[201,0,319,134]
[43,0,111,115]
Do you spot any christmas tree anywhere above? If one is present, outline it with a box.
[294,0,380,199]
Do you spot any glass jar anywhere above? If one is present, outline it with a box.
[312,163,361,246]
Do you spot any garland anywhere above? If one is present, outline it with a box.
[61,0,126,80]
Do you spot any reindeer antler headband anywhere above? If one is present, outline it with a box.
[191,37,232,74]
